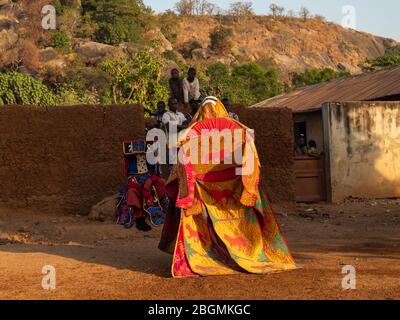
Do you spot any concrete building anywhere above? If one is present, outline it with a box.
[251,66,400,203]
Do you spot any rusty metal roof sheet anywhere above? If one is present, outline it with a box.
[250,66,400,113]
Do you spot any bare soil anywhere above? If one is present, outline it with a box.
[0,199,399,300]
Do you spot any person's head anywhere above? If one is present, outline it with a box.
[297,136,306,147]
[157,101,166,112]
[189,99,200,114]
[187,67,196,81]
[171,68,180,80]
[308,140,317,149]
[168,98,179,112]
[221,98,231,110]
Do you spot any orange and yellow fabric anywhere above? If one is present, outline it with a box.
[159,97,299,277]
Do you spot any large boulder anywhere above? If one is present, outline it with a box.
[216,54,237,66]
[39,47,72,70]
[0,17,16,30]
[0,0,11,8]
[73,39,120,63]
[146,29,173,53]
[191,48,211,60]
[118,42,144,57]
[158,32,173,52]
[0,29,18,53]
[40,47,58,63]
[89,194,119,222]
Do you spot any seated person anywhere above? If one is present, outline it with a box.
[307,140,321,158]
[294,136,307,156]
[119,142,168,232]
[124,173,167,232]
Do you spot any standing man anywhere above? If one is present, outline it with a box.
[169,68,183,104]
[183,67,201,108]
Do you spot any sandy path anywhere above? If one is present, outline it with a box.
[0,200,399,300]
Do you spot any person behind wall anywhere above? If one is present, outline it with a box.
[162,98,188,174]
[307,140,321,158]
[221,98,239,121]
[183,67,201,108]
[169,68,184,104]
[144,101,166,130]
[186,99,201,123]
[162,98,188,133]
[294,135,307,156]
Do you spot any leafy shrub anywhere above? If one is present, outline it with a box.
[0,72,57,106]
[291,68,350,88]
[209,26,233,54]
[364,55,400,71]
[202,62,283,106]
[80,0,153,45]
[49,31,72,50]
[204,62,231,97]
[56,85,99,105]
[101,48,169,108]
[232,62,282,102]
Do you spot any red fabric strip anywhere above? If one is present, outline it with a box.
[196,167,238,183]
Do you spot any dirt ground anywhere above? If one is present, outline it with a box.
[0,199,399,300]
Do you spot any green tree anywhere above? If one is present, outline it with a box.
[0,72,56,106]
[364,55,400,71]
[101,48,169,108]
[203,62,282,106]
[232,62,282,102]
[204,63,231,97]
[81,0,153,45]
[291,68,350,88]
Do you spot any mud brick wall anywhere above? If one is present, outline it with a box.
[233,106,295,202]
[0,105,145,215]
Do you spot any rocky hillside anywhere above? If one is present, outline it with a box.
[0,1,398,82]
[170,16,397,79]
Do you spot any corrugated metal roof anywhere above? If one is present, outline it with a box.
[250,66,400,113]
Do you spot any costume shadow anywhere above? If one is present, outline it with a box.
[0,236,173,278]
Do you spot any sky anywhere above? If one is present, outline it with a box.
[143,0,400,41]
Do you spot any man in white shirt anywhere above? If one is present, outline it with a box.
[162,98,188,133]
[162,98,188,173]
[183,68,201,107]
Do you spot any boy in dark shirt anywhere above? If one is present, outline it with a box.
[169,68,183,104]
[144,101,166,129]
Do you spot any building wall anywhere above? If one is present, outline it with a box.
[234,107,295,202]
[323,101,400,202]
[0,105,145,214]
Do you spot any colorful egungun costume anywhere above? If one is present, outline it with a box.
[159,97,299,277]
[117,140,168,230]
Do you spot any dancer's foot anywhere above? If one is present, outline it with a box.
[136,216,152,232]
